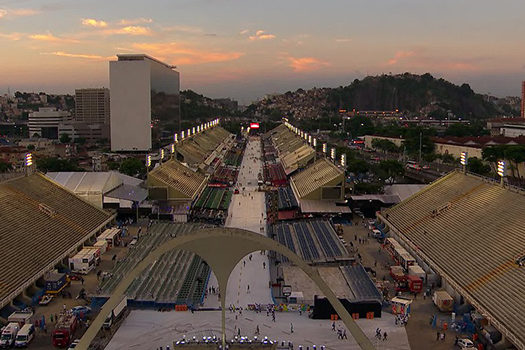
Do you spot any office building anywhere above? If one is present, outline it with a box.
[75,88,110,124]
[28,107,72,139]
[110,54,180,152]
[58,121,109,143]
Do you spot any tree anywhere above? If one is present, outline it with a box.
[36,157,80,172]
[440,153,456,164]
[74,137,86,145]
[59,133,71,144]
[26,144,35,151]
[374,160,405,184]
[503,145,525,179]
[467,157,491,176]
[0,161,12,173]
[347,158,369,175]
[371,139,399,153]
[119,158,146,177]
[107,161,120,171]
[482,146,506,173]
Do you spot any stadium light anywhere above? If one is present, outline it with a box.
[300,131,304,138]
[171,143,175,154]
[181,131,185,139]
[331,148,336,160]
[146,155,151,167]
[187,128,191,137]
[25,153,32,167]
[192,127,196,135]
[323,143,327,154]
[460,152,468,166]
[308,135,312,144]
[174,133,178,143]
[341,154,346,167]
[241,126,244,132]
[161,148,165,160]
[197,125,200,133]
[313,138,317,148]
[497,160,506,177]
[304,133,308,141]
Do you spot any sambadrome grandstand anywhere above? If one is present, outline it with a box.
[378,170,525,349]
[0,173,114,321]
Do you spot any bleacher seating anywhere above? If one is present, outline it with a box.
[277,186,299,210]
[176,127,231,166]
[341,265,382,302]
[148,159,207,200]
[290,158,344,199]
[100,223,211,307]
[0,174,111,308]
[381,171,525,348]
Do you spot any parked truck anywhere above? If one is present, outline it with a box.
[433,290,454,312]
[103,297,127,329]
[0,322,20,348]
[51,313,77,348]
[8,310,33,327]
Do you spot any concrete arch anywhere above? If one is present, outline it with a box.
[77,227,375,350]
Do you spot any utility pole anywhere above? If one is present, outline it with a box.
[419,132,422,163]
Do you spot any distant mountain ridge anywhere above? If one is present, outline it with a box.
[250,73,520,119]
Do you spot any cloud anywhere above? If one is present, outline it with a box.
[29,32,79,43]
[161,25,203,35]
[239,29,249,35]
[287,56,329,72]
[248,30,275,41]
[118,18,153,26]
[102,26,153,36]
[130,42,244,65]
[335,38,352,43]
[0,8,38,19]
[385,49,482,71]
[43,51,114,61]
[0,32,22,40]
[81,18,108,28]
[387,50,416,65]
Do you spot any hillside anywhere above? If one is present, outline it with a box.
[250,73,520,120]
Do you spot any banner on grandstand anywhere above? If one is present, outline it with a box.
[282,285,292,297]
[250,122,260,129]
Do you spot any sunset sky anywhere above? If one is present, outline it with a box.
[0,0,524,103]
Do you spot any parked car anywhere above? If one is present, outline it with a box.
[71,306,91,317]
[457,338,474,348]
[67,339,80,349]
[39,295,53,305]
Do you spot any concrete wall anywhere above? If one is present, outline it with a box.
[434,143,483,159]
[110,60,151,151]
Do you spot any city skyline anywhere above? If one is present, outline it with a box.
[0,0,524,103]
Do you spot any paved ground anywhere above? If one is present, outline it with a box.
[105,309,410,350]
[341,219,470,349]
[203,136,273,309]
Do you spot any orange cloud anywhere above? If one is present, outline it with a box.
[44,51,115,61]
[387,50,415,65]
[81,18,108,28]
[0,32,22,40]
[110,26,153,36]
[118,18,153,25]
[287,56,329,72]
[248,30,276,41]
[29,32,79,43]
[335,38,352,43]
[130,42,244,65]
[0,8,38,19]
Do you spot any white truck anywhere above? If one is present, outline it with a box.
[8,310,33,326]
[68,248,97,274]
[0,323,20,348]
[103,297,127,329]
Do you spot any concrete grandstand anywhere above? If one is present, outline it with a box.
[0,173,113,318]
[176,126,232,168]
[378,170,525,349]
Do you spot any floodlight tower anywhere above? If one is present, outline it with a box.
[497,160,506,187]
[460,152,468,174]
[25,153,33,176]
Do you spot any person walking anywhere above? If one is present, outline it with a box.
[342,329,347,339]
[383,331,388,341]
[332,322,336,331]
[290,323,294,333]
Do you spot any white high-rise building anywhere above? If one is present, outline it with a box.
[28,107,72,139]
[109,54,180,152]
